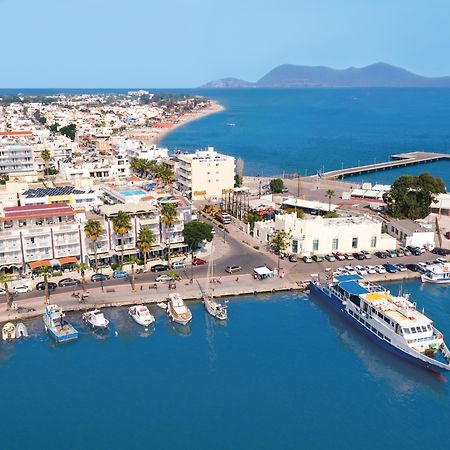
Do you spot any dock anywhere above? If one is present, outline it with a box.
[320,151,450,179]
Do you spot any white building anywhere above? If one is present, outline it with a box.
[254,213,397,256]
[175,147,235,201]
[116,141,169,161]
[386,219,435,249]
[0,142,35,175]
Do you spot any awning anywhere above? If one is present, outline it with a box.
[254,266,274,276]
[58,256,78,265]
[29,260,52,269]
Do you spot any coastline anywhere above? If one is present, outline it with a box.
[149,100,225,145]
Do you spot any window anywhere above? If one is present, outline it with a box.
[411,328,417,333]
[332,238,339,251]
[403,328,410,334]
[349,310,354,316]
[352,237,358,248]
[370,236,377,248]
[421,326,427,332]
[313,239,319,251]
[383,316,390,324]
[377,331,384,338]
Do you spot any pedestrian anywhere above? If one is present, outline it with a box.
[236,276,239,282]
[140,285,143,291]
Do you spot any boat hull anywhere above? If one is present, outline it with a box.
[421,275,450,284]
[45,325,78,343]
[309,282,450,373]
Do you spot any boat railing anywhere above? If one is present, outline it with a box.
[441,342,450,361]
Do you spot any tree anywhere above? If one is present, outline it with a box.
[76,262,88,289]
[41,148,51,171]
[129,256,139,292]
[383,173,446,220]
[323,211,339,218]
[59,123,77,141]
[269,230,291,271]
[234,174,243,187]
[0,274,12,310]
[84,220,104,272]
[38,266,53,305]
[183,220,213,280]
[111,211,132,268]
[325,189,336,212]
[49,122,59,133]
[160,203,178,267]
[270,178,284,193]
[137,226,156,269]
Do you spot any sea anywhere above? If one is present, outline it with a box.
[1,282,450,450]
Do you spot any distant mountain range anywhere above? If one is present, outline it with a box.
[201,63,450,88]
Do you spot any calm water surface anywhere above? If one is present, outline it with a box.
[1,281,449,450]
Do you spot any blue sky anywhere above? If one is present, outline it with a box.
[1,0,449,87]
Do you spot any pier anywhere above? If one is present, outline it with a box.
[321,151,450,179]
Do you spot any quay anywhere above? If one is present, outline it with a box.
[320,151,450,179]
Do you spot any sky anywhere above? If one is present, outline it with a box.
[1,0,450,88]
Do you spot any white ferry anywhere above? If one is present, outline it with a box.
[310,274,450,373]
[421,263,450,284]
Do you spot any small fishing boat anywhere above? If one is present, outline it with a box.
[157,302,168,310]
[82,309,109,329]
[167,293,192,326]
[2,322,16,341]
[15,322,28,338]
[421,263,450,284]
[129,305,155,327]
[43,304,78,343]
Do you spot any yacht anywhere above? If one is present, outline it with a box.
[421,263,450,284]
[43,305,78,343]
[203,245,227,320]
[310,274,450,373]
[82,309,109,329]
[128,305,155,327]
[167,293,192,325]
[2,322,16,341]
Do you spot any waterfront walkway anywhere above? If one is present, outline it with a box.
[320,151,450,179]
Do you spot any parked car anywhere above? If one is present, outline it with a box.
[344,265,358,275]
[312,255,323,262]
[13,284,32,294]
[383,263,397,273]
[365,265,377,274]
[333,252,346,261]
[353,252,366,261]
[225,265,242,273]
[406,246,422,256]
[360,250,372,259]
[375,265,386,274]
[192,258,207,266]
[432,247,450,256]
[354,265,368,275]
[303,256,313,263]
[435,257,448,264]
[58,278,81,287]
[155,274,173,282]
[417,262,428,272]
[288,254,298,263]
[400,247,411,256]
[386,250,397,258]
[171,261,186,269]
[113,270,129,279]
[150,264,170,272]
[343,253,354,260]
[406,263,421,272]
[36,281,57,291]
[396,248,405,257]
[396,263,407,272]
[375,251,388,259]
[325,254,336,262]
[91,273,110,282]
[0,288,6,296]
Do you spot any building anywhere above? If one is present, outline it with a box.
[0,203,86,274]
[175,147,235,201]
[0,142,35,175]
[20,186,100,209]
[386,219,435,249]
[431,193,450,217]
[254,213,397,256]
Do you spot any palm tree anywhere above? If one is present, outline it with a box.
[76,262,88,289]
[84,220,104,272]
[0,273,12,310]
[38,266,53,305]
[111,211,132,268]
[137,226,156,269]
[129,256,139,292]
[41,148,51,171]
[160,203,178,267]
[325,189,336,212]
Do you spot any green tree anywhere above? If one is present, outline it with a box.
[325,189,336,212]
[234,174,243,187]
[270,178,284,193]
[383,173,446,220]
[84,220,104,272]
[111,211,132,267]
[49,122,59,133]
[160,203,178,267]
[269,230,291,271]
[59,123,77,141]
[38,266,53,305]
[323,211,339,218]
[182,220,213,255]
[0,274,12,310]
[76,262,88,289]
[41,148,51,171]
[137,226,156,269]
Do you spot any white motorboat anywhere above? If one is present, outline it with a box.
[157,302,168,310]
[421,263,450,284]
[82,309,109,329]
[2,322,16,341]
[15,322,28,338]
[129,305,155,327]
[167,293,192,325]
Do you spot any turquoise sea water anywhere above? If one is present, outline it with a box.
[1,281,450,450]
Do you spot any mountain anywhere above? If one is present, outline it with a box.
[201,63,450,88]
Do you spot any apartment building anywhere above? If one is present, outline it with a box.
[175,147,235,200]
[0,142,35,175]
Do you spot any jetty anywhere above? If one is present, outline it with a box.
[320,151,450,180]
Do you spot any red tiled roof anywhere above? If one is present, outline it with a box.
[0,131,33,136]
[2,203,85,221]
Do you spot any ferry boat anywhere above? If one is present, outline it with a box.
[43,305,79,343]
[421,263,450,284]
[310,274,450,373]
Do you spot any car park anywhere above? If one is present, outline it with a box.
[91,273,110,282]
[406,263,421,272]
[375,251,388,259]
[383,263,397,273]
[58,278,81,287]
[171,261,186,269]
[303,256,313,263]
[150,264,170,272]
[13,284,32,294]
[288,255,298,263]
[343,253,354,260]
[360,250,372,259]
[312,255,323,262]
[113,270,129,279]
[36,281,57,291]
[375,265,386,274]
[354,265,368,275]
[225,265,242,273]
[396,263,407,272]
[192,258,207,266]
[366,265,377,274]
[333,252,346,261]
[325,254,336,262]
[155,274,173,282]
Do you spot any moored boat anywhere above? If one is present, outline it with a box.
[421,263,450,284]
[310,274,450,373]
[128,305,155,327]
[82,309,109,329]
[15,322,28,338]
[167,293,192,325]
[43,304,78,343]
[2,322,16,341]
